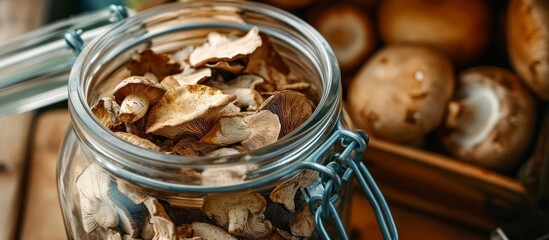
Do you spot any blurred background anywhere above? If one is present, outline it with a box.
[1,0,548,239]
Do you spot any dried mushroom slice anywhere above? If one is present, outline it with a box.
[205,147,241,157]
[116,180,148,205]
[171,68,212,86]
[144,198,177,240]
[257,90,313,138]
[219,102,241,115]
[202,192,272,238]
[108,183,148,238]
[200,116,252,146]
[206,61,246,74]
[76,164,119,233]
[160,76,181,90]
[191,222,237,240]
[91,97,123,131]
[113,76,167,123]
[171,135,218,156]
[209,74,265,90]
[270,170,319,212]
[289,203,314,237]
[77,164,147,237]
[241,110,281,150]
[128,49,181,80]
[223,88,263,111]
[245,33,290,79]
[189,27,262,67]
[115,132,162,152]
[171,46,195,68]
[208,74,265,111]
[201,165,253,186]
[146,84,237,138]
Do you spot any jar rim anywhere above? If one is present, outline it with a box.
[68,0,342,191]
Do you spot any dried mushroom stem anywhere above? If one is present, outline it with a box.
[113,76,167,123]
[203,193,272,238]
[120,94,151,122]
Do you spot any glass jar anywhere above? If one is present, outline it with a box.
[57,1,397,239]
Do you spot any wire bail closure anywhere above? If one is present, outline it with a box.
[296,118,399,240]
[64,5,129,56]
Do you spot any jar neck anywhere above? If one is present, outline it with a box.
[68,0,342,193]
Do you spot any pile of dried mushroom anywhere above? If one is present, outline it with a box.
[79,27,322,239]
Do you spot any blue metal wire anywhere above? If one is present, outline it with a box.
[297,122,398,239]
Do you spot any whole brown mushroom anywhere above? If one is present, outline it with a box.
[507,0,549,100]
[378,0,491,66]
[310,4,377,72]
[347,45,455,142]
[439,67,535,171]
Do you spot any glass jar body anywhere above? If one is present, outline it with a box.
[57,1,351,239]
[58,126,353,239]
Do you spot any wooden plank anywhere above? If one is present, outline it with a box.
[20,110,70,240]
[0,1,46,238]
[363,139,529,231]
[0,0,45,39]
[0,113,34,240]
[350,190,485,240]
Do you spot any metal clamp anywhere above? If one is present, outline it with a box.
[64,5,129,56]
[296,118,398,240]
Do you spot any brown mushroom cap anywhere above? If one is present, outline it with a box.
[146,84,237,138]
[257,90,313,138]
[347,44,455,142]
[241,110,281,150]
[311,4,376,71]
[113,76,167,123]
[439,67,535,171]
[507,0,549,100]
[378,0,491,66]
[113,76,166,104]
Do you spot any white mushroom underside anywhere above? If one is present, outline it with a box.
[448,83,501,149]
